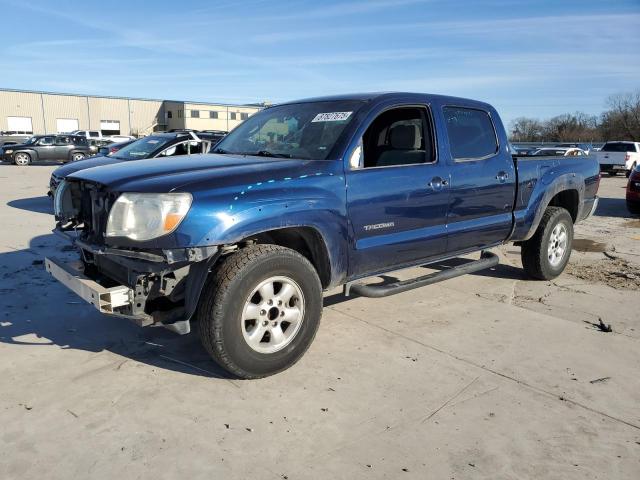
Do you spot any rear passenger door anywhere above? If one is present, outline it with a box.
[442,106,516,252]
[54,136,72,160]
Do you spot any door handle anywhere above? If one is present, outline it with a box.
[496,171,509,182]
[428,177,448,190]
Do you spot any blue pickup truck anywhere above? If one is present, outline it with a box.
[47,92,599,378]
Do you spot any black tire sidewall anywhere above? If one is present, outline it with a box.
[539,210,573,277]
[209,249,322,377]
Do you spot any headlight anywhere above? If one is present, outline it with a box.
[5,149,13,154]
[106,193,192,241]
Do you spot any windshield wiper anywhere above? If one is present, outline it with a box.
[252,150,292,158]
[213,147,230,154]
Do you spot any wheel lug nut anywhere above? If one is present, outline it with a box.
[268,300,273,305]
[262,320,268,326]
[280,311,285,317]
[272,321,277,327]
[260,309,266,316]
[278,300,282,306]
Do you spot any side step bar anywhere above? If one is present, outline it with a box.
[347,251,499,298]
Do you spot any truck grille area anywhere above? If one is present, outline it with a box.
[55,179,116,245]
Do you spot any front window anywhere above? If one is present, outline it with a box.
[214,100,364,160]
[111,136,173,160]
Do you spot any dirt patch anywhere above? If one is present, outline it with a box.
[566,258,640,290]
[572,238,607,253]
[624,219,640,229]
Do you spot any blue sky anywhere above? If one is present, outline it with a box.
[0,0,638,126]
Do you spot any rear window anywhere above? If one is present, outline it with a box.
[443,106,498,160]
[601,142,637,152]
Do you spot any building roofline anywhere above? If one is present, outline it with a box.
[0,86,264,108]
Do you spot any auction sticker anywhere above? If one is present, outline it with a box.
[312,111,352,122]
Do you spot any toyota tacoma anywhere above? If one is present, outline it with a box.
[46,93,600,378]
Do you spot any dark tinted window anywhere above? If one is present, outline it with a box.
[361,107,434,168]
[209,111,218,119]
[190,110,200,118]
[601,142,637,152]
[167,111,173,119]
[443,106,498,160]
[38,136,55,146]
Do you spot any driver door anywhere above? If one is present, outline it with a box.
[36,136,56,160]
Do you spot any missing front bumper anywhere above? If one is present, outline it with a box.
[45,257,134,314]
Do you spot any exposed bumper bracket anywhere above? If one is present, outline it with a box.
[45,257,133,314]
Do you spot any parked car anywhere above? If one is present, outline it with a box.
[1,134,91,165]
[48,132,217,196]
[627,164,640,214]
[98,139,136,157]
[531,147,587,157]
[593,141,640,177]
[0,133,31,146]
[555,143,593,155]
[88,138,114,156]
[46,92,599,379]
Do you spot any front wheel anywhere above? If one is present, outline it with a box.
[197,244,323,379]
[71,152,86,162]
[521,207,573,280]
[14,152,31,166]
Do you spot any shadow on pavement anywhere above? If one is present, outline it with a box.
[594,196,633,219]
[0,233,233,380]
[7,196,52,215]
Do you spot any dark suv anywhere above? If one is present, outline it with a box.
[1,135,92,166]
[48,132,220,196]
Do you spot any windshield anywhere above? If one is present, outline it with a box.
[24,137,38,145]
[111,136,173,160]
[214,100,364,160]
[601,142,636,153]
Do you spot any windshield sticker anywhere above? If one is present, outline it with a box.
[147,140,160,144]
[312,112,352,122]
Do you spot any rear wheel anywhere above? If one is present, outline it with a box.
[521,207,573,280]
[14,152,31,166]
[197,244,323,379]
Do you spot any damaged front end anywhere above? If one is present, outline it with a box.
[47,179,219,334]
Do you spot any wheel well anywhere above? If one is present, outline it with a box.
[245,227,332,288]
[548,189,579,222]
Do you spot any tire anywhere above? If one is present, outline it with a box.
[71,152,85,162]
[521,206,574,280]
[628,202,640,215]
[197,244,323,379]
[14,152,31,166]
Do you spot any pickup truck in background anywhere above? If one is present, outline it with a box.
[71,130,135,143]
[47,92,600,378]
[594,141,640,177]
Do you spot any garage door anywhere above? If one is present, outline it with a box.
[6,116,33,134]
[56,118,79,133]
[100,120,120,135]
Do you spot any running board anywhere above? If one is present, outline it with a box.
[346,251,499,298]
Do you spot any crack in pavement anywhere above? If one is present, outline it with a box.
[327,305,640,432]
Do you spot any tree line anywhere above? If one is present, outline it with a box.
[509,89,640,142]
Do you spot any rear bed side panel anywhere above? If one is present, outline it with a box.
[510,156,599,242]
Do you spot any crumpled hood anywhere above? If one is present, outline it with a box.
[68,154,321,193]
[53,155,122,178]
